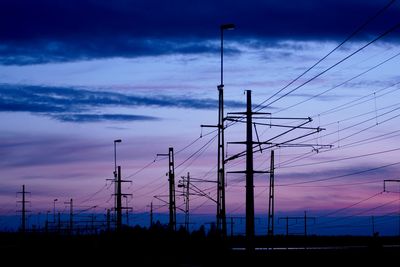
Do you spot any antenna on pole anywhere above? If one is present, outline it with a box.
[17,185,30,233]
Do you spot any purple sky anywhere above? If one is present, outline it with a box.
[1,0,400,234]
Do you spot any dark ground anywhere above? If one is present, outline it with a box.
[1,226,399,266]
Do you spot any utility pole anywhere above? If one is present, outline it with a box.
[225,90,271,246]
[183,172,190,231]
[383,179,400,236]
[64,198,73,234]
[267,150,275,236]
[371,215,375,236]
[245,90,255,240]
[157,147,176,231]
[186,173,190,231]
[57,212,61,233]
[230,217,234,237]
[199,24,234,237]
[223,89,329,243]
[45,211,50,233]
[304,211,307,237]
[285,216,289,236]
[113,139,121,226]
[123,196,129,226]
[178,172,191,231]
[17,185,30,233]
[150,202,153,228]
[106,209,111,232]
[279,214,316,237]
[110,165,132,231]
[217,23,234,238]
[116,166,122,230]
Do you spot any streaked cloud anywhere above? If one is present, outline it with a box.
[0,84,245,122]
[50,113,159,123]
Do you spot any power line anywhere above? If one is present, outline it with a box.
[259,20,400,111]
[299,104,400,144]
[278,127,400,168]
[316,81,400,118]
[275,51,400,114]
[253,0,397,112]
[314,197,400,229]
[175,134,217,169]
[321,101,400,128]
[279,180,382,188]
[278,160,400,187]
[280,147,400,169]
[322,191,383,218]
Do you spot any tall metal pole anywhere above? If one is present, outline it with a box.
[124,196,129,226]
[217,26,224,234]
[116,166,122,230]
[286,216,289,236]
[304,211,307,237]
[217,23,234,237]
[185,172,190,232]
[53,199,58,223]
[268,150,275,236]
[217,84,225,235]
[64,198,73,234]
[231,217,234,237]
[70,198,73,233]
[45,211,49,233]
[157,148,176,231]
[246,90,255,239]
[57,212,61,233]
[383,179,400,236]
[106,209,111,231]
[220,26,223,85]
[168,147,176,231]
[150,202,153,228]
[113,139,121,224]
[372,215,375,236]
[17,184,31,232]
[21,185,26,233]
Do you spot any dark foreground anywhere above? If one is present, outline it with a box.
[1,227,399,266]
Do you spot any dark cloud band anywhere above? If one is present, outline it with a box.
[0,0,398,65]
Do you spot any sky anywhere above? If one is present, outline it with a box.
[1,0,400,235]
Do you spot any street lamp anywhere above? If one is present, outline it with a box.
[217,23,234,237]
[53,199,58,223]
[113,139,122,224]
[113,139,122,176]
[220,23,235,86]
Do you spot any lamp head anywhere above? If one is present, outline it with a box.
[221,23,235,30]
[114,139,122,143]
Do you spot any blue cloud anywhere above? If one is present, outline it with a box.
[0,0,398,65]
[0,84,246,122]
[51,113,159,123]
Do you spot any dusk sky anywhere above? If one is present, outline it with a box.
[1,0,400,235]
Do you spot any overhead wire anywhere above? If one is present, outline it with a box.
[253,0,398,112]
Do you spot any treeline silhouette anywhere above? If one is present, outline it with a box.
[1,222,399,266]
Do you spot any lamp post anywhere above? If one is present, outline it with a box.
[220,23,235,86]
[113,139,122,221]
[53,199,58,223]
[123,195,129,226]
[217,23,235,237]
[114,139,122,176]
